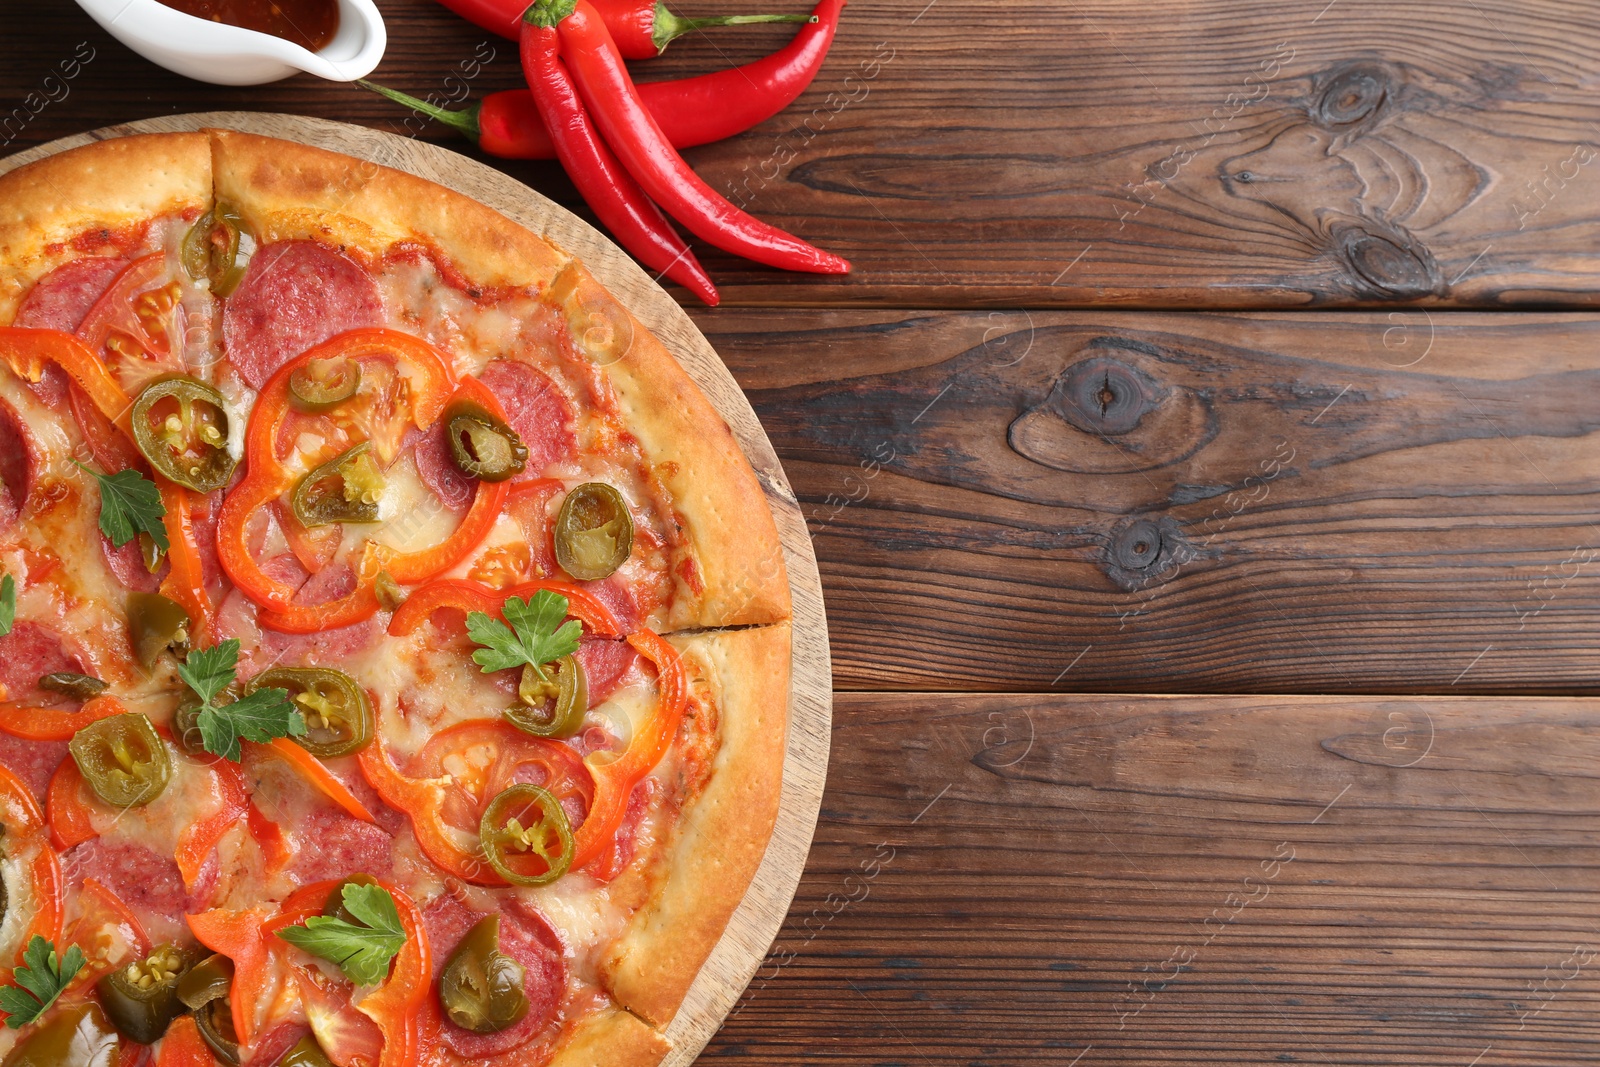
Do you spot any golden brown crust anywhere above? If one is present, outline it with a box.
[602,623,792,1025]
[546,262,791,630]
[544,1007,672,1067]
[207,129,569,291]
[0,132,211,324]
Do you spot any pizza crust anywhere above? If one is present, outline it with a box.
[602,623,791,1025]
[0,132,211,324]
[547,262,791,630]
[208,129,569,292]
[545,1007,672,1067]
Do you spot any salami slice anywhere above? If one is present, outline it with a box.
[222,241,382,389]
[412,420,475,510]
[0,734,67,805]
[13,257,127,332]
[575,638,639,705]
[0,398,36,534]
[101,532,166,592]
[0,621,86,705]
[60,837,192,942]
[424,892,565,1058]
[286,805,394,884]
[478,361,577,478]
[259,561,380,664]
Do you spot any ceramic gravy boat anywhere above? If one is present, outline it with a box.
[74,0,386,85]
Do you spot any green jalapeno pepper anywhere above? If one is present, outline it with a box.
[130,376,237,494]
[280,1036,336,1067]
[0,1001,120,1067]
[445,401,527,482]
[249,667,373,758]
[292,442,386,527]
[97,943,190,1044]
[504,655,587,739]
[38,672,108,701]
[127,591,190,670]
[182,201,252,297]
[479,784,574,887]
[288,357,362,413]
[437,914,530,1034]
[177,954,239,1065]
[69,712,171,808]
[554,482,634,581]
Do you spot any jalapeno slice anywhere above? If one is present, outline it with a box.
[281,1036,336,1067]
[248,667,372,758]
[1,1001,121,1067]
[438,914,530,1034]
[127,591,190,669]
[479,784,574,887]
[98,943,190,1044]
[178,954,239,1065]
[292,442,386,527]
[131,376,238,494]
[38,671,108,701]
[504,655,587,739]
[554,482,634,581]
[68,712,172,808]
[182,201,252,297]
[288,357,362,413]
[445,401,528,482]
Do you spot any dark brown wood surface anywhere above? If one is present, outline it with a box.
[6,0,1600,306]
[4,0,1600,1061]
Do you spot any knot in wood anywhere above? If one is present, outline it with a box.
[1330,219,1441,300]
[1114,519,1165,570]
[1056,356,1158,435]
[1313,62,1392,129]
[1103,516,1194,591]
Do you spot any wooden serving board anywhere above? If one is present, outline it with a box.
[0,113,832,1067]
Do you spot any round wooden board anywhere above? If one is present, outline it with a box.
[0,112,831,1067]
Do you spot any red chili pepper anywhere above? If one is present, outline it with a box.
[518,19,719,304]
[361,0,841,158]
[438,0,811,56]
[533,0,850,274]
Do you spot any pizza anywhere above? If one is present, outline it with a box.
[0,129,791,1067]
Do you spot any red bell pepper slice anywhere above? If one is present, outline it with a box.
[46,756,99,851]
[0,765,64,963]
[569,628,687,870]
[247,800,293,874]
[217,331,510,633]
[156,1015,216,1067]
[387,577,623,638]
[186,905,277,1050]
[63,876,151,993]
[0,694,128,743]
[175,754,248,891]
[255,737,377,825]
[357,721,591,885]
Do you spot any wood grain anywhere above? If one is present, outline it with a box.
[710,692,1600,1065]
[697,307,1600,694]
[0,114,831,1067]
[3,0,1598,307]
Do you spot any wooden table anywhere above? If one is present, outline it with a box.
[6,0,1600,1062]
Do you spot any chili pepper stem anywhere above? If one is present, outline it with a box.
[650,4,815,53]
[357,80,482,143]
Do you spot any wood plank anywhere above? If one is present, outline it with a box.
[6,1,1598,307]
[708,692,1600,1065]
[696,308,1600,693]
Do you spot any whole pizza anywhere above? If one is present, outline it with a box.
[0,130,791,1067]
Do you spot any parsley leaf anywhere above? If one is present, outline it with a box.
[276,883,407,986]
[0,574,13,638]
[0,936,85,1028]
[178,639,305,762]
[75,462,168,552]
[466,590,581,682]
